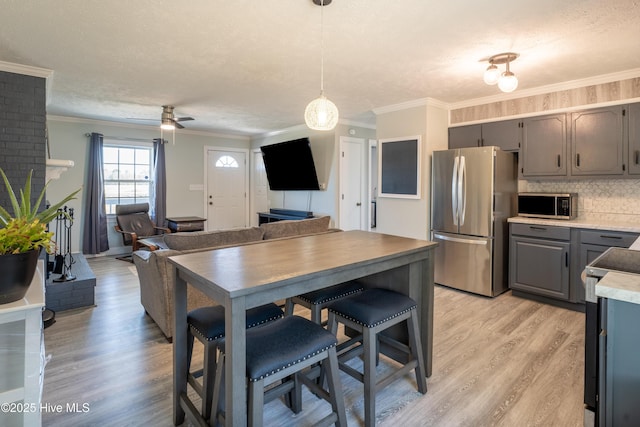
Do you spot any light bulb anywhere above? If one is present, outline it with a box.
[498,71,518,93]
[483,64,500,85]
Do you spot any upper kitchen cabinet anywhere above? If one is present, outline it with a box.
[481,119,521,151]
[629,103,640,175]
[571,105,625,176]
[521,114,567,177]
[449,120,520,151]
[448,124,481,149]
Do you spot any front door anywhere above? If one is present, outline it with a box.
[206,149,248,230]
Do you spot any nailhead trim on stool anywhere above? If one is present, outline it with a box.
[213,315,347,426]
[186,303,283,421]
[327,288,427,427]
[285,281,364,325]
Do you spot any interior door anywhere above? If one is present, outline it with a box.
[339,137,365,230]
[206,149,247,230]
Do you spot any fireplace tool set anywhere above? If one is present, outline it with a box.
[52,206,76,282]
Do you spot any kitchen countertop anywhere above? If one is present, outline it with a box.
[508,215,640,233]
[594,236,640,306]
[596,271,640,305]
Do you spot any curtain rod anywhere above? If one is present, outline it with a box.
[84,133,158,143]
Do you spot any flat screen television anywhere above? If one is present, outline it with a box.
[260,138,321,191]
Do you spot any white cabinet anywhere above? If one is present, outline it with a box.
[0,261,45,427]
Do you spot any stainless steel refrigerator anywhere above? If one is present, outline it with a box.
[431,146,517,297]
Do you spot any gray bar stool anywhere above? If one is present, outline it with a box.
[186,303,284,420]
[327,288,427,426]
[212,315,347,426]
[284,281,364,325]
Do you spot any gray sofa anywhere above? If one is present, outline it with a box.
[132,216,335,340]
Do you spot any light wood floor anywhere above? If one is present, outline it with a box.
[41,256,585,426]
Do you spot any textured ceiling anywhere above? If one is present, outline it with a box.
[1,0,640,136]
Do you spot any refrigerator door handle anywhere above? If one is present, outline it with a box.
[452,156,459,226]
[458,155,466,226]
[433,233,488,245]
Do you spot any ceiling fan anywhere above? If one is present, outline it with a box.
[129,105,194,129]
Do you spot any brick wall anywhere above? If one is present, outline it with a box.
[0,70,47,211]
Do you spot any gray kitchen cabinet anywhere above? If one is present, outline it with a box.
[576,229,639,303]
[571,105,625,176]
[509,223,570,300]
[600,297,640,426]
[629,102,640,175]
[481,119,521,151]
[449,121,520,151]
[448,124,481,148]
[521,114,567,177]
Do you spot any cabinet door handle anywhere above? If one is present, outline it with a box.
[635,150,639,165]
[565,252,569,267]
[529,226,547,232]
[576,153,581,167]
[600,235,622,240]
[557,155,561,168]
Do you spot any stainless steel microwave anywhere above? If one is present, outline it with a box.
[517,193,577,220]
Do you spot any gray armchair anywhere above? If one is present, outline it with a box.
[114,203,170,251]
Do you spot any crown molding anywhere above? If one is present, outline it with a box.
[0,60,53,78]
[47,115,251,141]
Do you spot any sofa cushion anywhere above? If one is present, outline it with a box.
[260,216,330,240]
[163,227,264,251]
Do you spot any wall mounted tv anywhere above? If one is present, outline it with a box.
[260,138,321,191]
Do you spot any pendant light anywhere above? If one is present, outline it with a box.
[305,0,339,131]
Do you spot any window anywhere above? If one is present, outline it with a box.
[103,143,153,214]
[215,155,239,168]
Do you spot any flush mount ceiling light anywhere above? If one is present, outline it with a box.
[304,0,339,131]
[483,52,519,93]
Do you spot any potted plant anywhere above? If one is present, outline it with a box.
[0,168,81,304]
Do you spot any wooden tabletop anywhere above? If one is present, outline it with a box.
[168,230,437,300]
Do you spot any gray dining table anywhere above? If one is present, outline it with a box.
[169,230,438,426]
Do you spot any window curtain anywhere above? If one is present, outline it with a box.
[151,138,167,227]
[82,132,110,254]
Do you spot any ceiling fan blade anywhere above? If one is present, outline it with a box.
[174,121,185,129]
[175,117,194,122]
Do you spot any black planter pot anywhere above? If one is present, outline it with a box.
[0,249,40,304]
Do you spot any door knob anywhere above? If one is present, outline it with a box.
[356,203,361,206]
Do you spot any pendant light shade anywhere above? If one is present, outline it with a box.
[305,0,338,131]
[305,93,339,130]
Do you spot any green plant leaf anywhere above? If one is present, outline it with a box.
[0,167,81,254]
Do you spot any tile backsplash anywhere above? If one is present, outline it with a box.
[519,179,640,222]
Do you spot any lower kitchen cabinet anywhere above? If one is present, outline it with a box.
[599,298,640,426]
[510,223,571,300]
[576,229,640,302]
[510,222,640,308]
